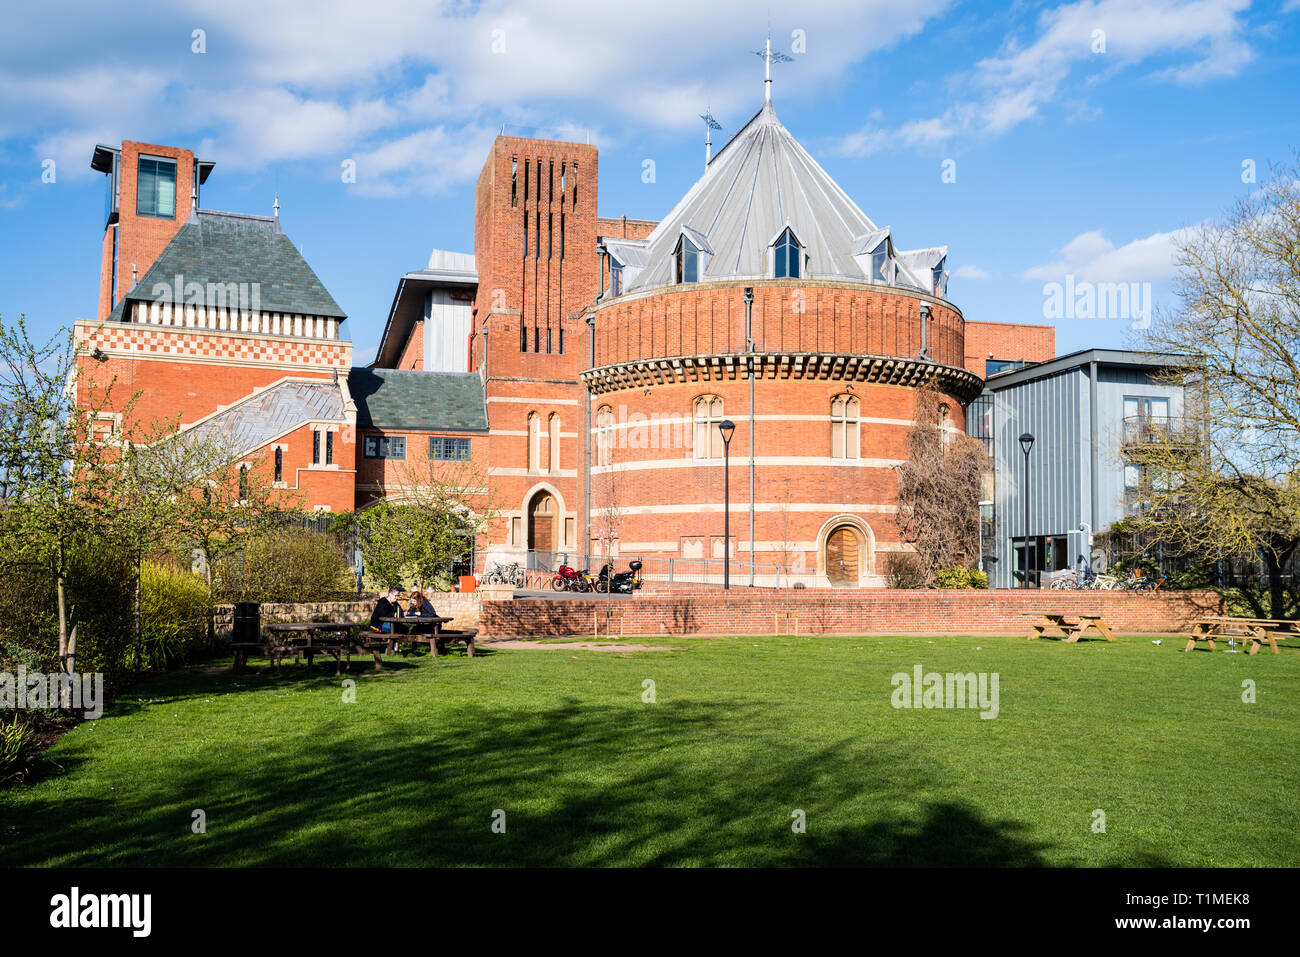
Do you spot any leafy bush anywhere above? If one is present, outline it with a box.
[0,716,38,785]
[935,566,988,589]
[139,561,213,670]
[213,527,354,603]
[0,538,134,687]
[884,553,926,589]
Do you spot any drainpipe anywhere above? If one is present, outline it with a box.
[919,301,930,358]
[596,241,607,301]
[744,287,755,587]
[1089,358,1099,559]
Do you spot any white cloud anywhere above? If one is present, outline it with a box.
[953,264,990,279]
[836,0,1254,157]
[0,0,953,192]
[1022,226,1198,282]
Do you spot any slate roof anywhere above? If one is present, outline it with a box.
[183,379,345,460]
[625,101,946,295]
[121,209,346,318]
[350,368,488,432]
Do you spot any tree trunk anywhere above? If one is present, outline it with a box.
[132,554,143,673]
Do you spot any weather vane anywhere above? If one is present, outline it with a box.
[753,36,792,103]
[701,111,722,167]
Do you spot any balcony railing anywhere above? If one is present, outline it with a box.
[1121,416,1200,447]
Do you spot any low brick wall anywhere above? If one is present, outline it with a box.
[478,590,1224,638]
[216,593,482,633]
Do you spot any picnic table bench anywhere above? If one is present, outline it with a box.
[1027,612,1115,643]
[1184,617,1299,655]
[373,616,474,657]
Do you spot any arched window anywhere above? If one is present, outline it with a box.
[238,464,249,501]
[773,227,802,279]
[548,413,561,473]
[675,235,700,284]
[831,394,860,459]
[596,405,614,467]
[693,395,724,459]
[527,412,540,473]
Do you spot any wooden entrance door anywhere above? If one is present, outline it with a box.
[528,492,556,557]
[826,526,860,586]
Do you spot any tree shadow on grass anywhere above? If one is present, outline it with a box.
[2,694,1064,868]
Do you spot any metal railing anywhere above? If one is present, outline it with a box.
[517,549,788,590]
[1121,416,1200,446]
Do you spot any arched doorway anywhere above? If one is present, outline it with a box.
[825,525,862,587]
[527,490,558,566]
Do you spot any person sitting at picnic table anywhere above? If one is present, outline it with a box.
[407,589,437,618]
[369,585,403,633]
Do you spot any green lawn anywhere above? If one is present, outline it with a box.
[2,634,1297,867]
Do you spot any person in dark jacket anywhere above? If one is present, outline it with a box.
[407,589,437,618]
[369,586,403,633]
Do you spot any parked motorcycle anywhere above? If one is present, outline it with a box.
[550,563,589,592]
[594,560,643,594]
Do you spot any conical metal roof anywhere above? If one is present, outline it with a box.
[625,101,940,294]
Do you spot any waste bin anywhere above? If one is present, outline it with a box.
[232,602,261,643]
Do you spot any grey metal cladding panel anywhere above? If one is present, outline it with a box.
[991,369,1090,586]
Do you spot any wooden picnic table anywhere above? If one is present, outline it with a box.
[1184,617,1299,655]
[1027,612,1115,643]
[263,621,371,674]
[373,616,474,657]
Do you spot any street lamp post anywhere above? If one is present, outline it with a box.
[1019,433,1035,589]
[718,419,736,590]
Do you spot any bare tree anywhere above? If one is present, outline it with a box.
[895,382,984,584]
[1128,159,1300,616]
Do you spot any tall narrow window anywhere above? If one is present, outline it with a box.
[774,227,801,279]
[548,161,554,202]
[520,320,527,352]
[534,327,540,352]
[535,210,541,258]
[313,430,321,465]
[523,160,529,204]
[274,448,283,483]
[137,156,177,218]
[527,412,540,473]
[511,158,517,207]
[597,406,614,467]
[558,326,564,354]
[547,213,552,259]
[548,413,561,473]
[546,327,552,354]
[831,395,860,459]
[559,212,565,259]
[676,236,700,284]
[693,395,724,459]
[572,163,578,205]
[326,430,334,464]
[523,210,528,257]
[238,465,249,501]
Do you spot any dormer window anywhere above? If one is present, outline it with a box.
[675,235,701,283]
[773,227,802,279]
[932,256,948,297]
[870,243,889,283]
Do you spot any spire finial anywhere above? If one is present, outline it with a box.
[753,35,792,104]
[273,192,280,218]
[700,110,721,169]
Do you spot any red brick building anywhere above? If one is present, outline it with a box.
[77,101,1055,586]
[365,100,1054,585]
[76,140,357,513]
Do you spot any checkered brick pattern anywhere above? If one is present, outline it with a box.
[76,322,352,367]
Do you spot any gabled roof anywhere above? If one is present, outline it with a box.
[350,368,488,432]
[121,209,346,319]
[626,102,915,293]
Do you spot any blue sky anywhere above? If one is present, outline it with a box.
[1,0,1297,364]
